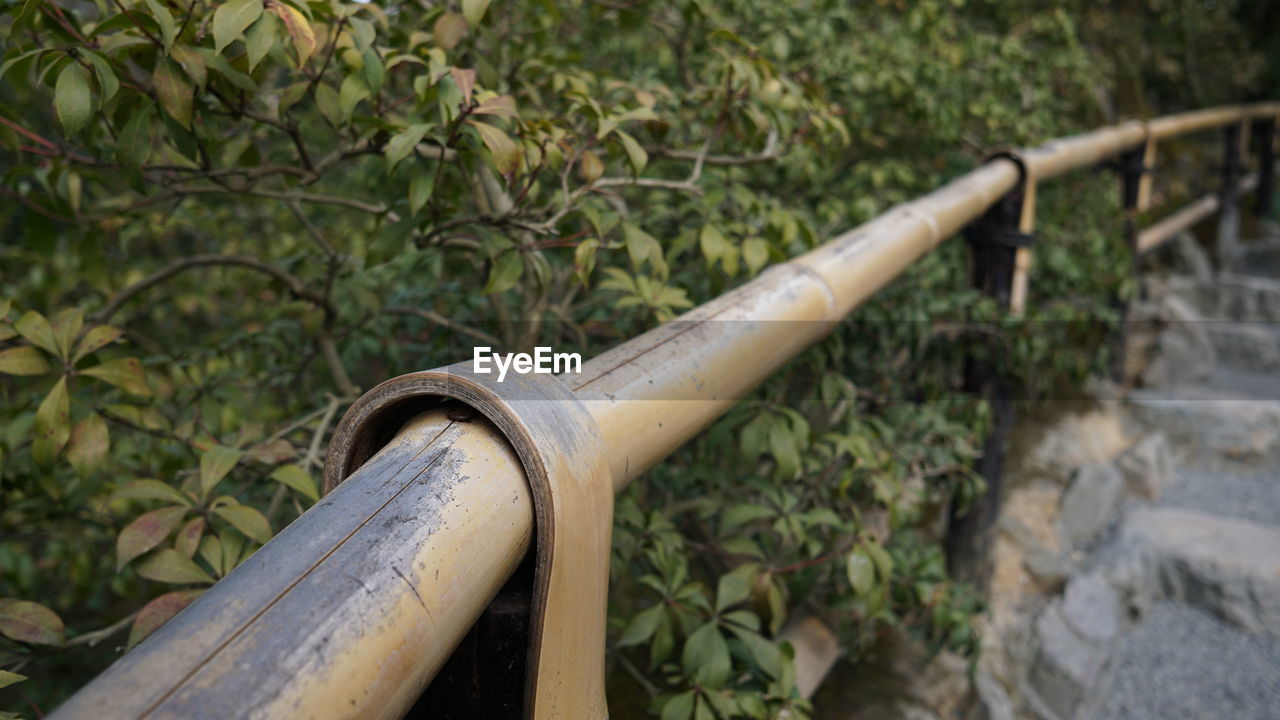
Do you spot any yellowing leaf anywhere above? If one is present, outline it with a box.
[175,517,205,558]
[212,504,273,544]
[51,307,83,360]
[67,412,109,478]
[199,445,244,499]
[472,94,517,118]
[270,463,318,502]
[0,669,26,690]
[468,119,520,175]
[153,57,193,130]
[450,66,476,103]
[0,346,51,375]
[578,150,603,182]
[433,12,468,50]
[246,438,295,464]
[272,2,316,65]
[81,357,152,396]
[117,506,188,571]
[33,377,70,468]
[110,479,192,507]
[72,325,123,364]
[0,599,64,646]
[135,548,215,585]
[126,589,203,649]
[14,310,58,356]
[213,0,263,53]
[55,63,92,135]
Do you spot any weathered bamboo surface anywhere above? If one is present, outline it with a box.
[49,101,1280,720]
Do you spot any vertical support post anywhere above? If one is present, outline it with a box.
[1112,138,1154,382]
[946,155,1034,586]
[1255,117,1276,217]
[1217,121,1245,269]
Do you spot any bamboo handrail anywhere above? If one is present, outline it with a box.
[47,102,1279,720]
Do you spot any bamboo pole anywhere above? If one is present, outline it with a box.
[47,102,1280,720]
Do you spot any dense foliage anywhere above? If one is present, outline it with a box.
[1,0,1274,716]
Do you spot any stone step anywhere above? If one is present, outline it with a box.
[1110,506,1280,639]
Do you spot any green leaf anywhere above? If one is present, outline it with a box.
[213,0,263,53]
[135,548,215,585]
[67,412,109,478]
[682,621,731,688]
[117,506,188,571]
[617,603,663,646]
[462,0,490,26]
[200,49,257,92]
[270,463,318,502]
[272,2,316,65]
[33,377,70,468]
[0,346,51,375]
[699,224,731,266]
[199,445,244,498]
[80,50,119,102]
[339,74,370,121]
[142,0,177,50]
[362,47,384,95]
[72,325,123,364]
[81,357,152,395]
[349,17,376,52]
[171,44,207,91]
[385,124,430,171]
[574,238,599,286]
[198,535,223,577]
[0,599,64,646]
[715,564,756,612]
[213,504,272,544]
[768,420,799,478]
[616,129,648,174]
[55,63,93,135]
[127,589,202,649]
[743,237,768,274]
[245,12,277,71]
[483,251,523,294]
[660,691,695,720]
[14,311,57,355]
[117,107,153,166]
[846,547,875,596]
[468,119,520,175]
[110,479,192,507]
[409,164,434,214]
[315,83,341,125]
[0,670,26,690]
[153,58,193,130]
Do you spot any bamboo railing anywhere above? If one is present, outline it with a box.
[48,102,1280,719]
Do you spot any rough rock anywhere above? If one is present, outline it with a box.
[1026,601,1109,720]
[1059,574,1121,643]
[1204,323,1280,371]
[1057,463,1124,547]
[1115,433,1172,499]
[1118,506,1280,638]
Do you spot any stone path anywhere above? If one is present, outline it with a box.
[1000,236,1280,720]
